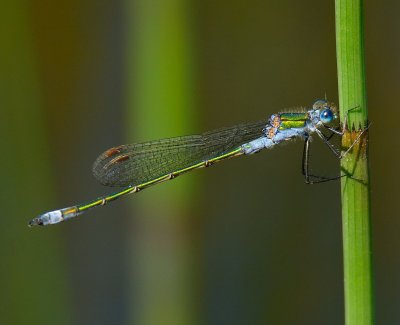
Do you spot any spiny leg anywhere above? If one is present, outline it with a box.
[321,105,370,159]
[319,105,357,152]
[301,134,346,184]
[319,123,371,159]
[323,125,342,141]
[339,123,371,159]
[315,128,341,158]
[308,124,370,183]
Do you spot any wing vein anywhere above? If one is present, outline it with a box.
[93,120,266,186]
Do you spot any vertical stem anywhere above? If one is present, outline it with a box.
[335,0,374,324]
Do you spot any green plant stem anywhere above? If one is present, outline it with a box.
[335,0,374,324]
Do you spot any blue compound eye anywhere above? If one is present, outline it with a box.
[320,109,333,124]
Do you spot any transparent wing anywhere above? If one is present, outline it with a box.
[92,120,266,186]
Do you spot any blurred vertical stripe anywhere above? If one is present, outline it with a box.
[125,0,199,324]
[0,0,71,324]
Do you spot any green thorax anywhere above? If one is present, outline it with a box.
[278,112,308,130]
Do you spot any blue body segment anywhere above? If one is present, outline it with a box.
[241,137,274,154]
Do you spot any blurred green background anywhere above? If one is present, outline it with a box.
[0,0,397,324]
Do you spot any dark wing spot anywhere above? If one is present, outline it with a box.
[104,146,124,157]
[111,155,130,164]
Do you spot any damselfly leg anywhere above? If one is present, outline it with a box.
[302,134,347,184]
[302,109,370,184]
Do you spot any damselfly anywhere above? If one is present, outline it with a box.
[29,99,360,227]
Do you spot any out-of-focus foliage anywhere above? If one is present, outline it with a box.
[0,0,398,324]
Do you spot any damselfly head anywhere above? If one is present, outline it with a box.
[312,99,338,124]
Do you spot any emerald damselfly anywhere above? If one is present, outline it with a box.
[29,99,359,227]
